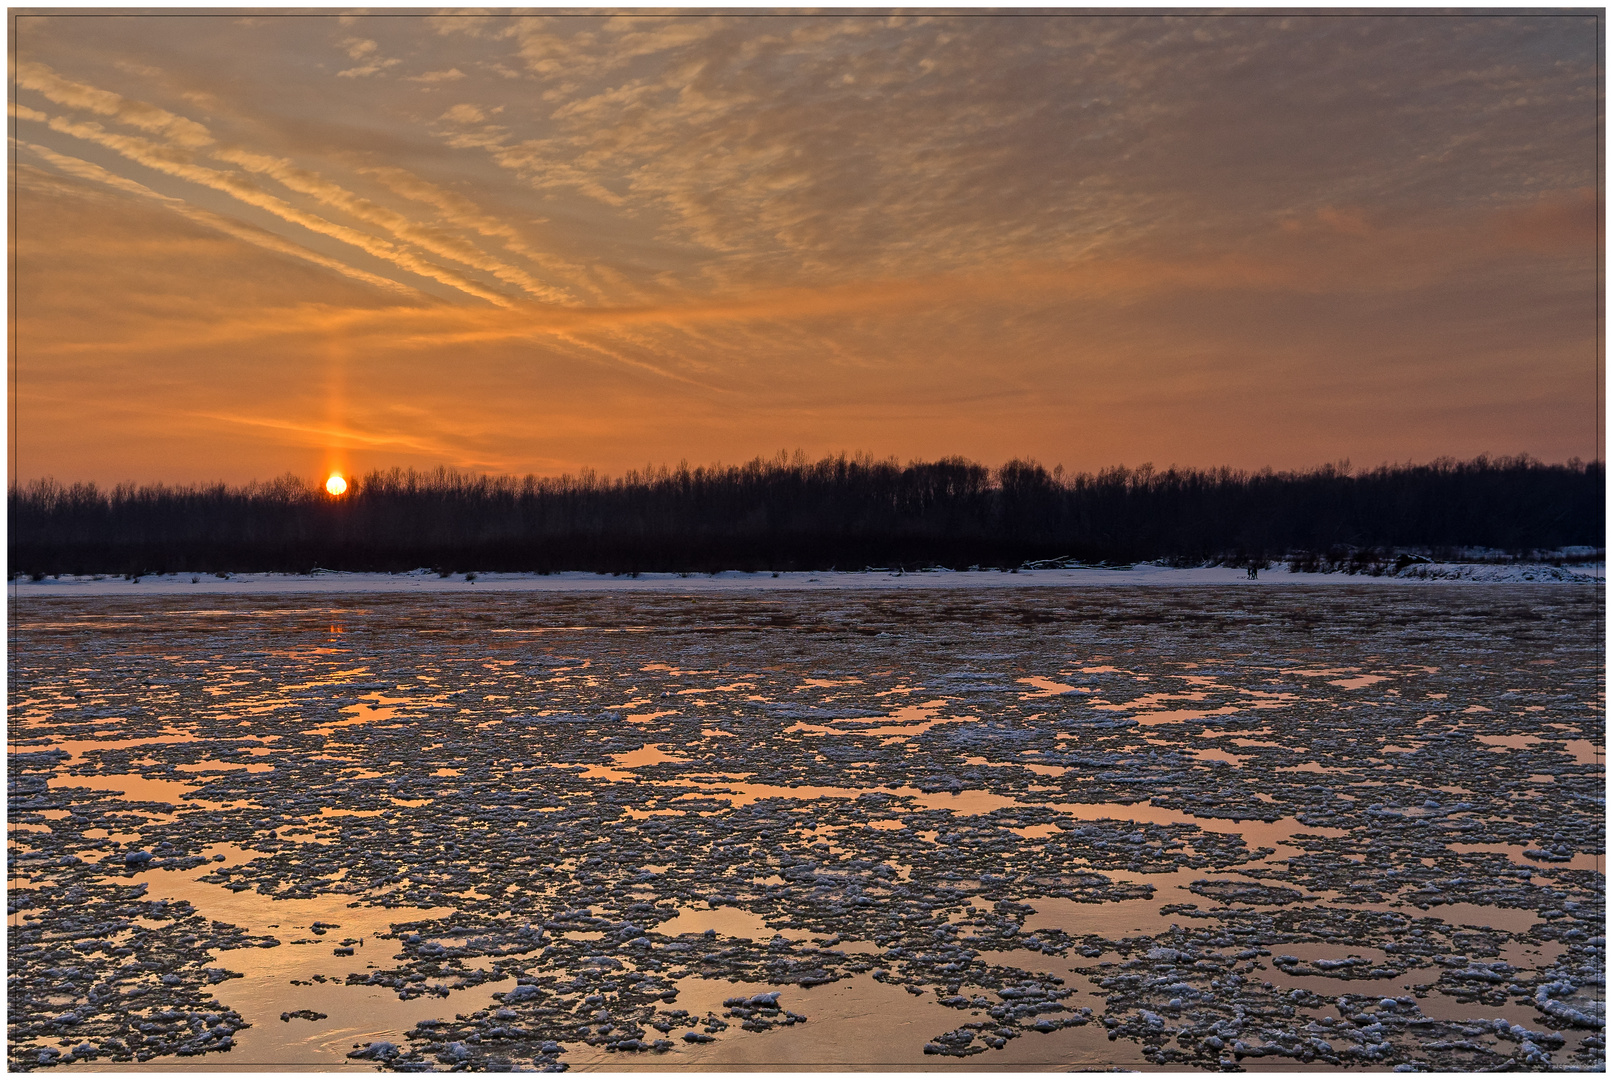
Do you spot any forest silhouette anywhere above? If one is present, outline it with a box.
[9,453,1602,577]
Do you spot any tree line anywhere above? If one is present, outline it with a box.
[8,453,1603,576]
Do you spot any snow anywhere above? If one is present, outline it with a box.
[9,561,1601,596]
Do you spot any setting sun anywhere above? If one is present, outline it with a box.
[5,15,1602,1075]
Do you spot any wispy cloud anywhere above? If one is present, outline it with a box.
[212,146,568,302]
[11,14,1600,483]
[16,146,421,295]
[191,410,464,458]
[16,60,214,147]
[18,74,522,305]
[405,68,467,83]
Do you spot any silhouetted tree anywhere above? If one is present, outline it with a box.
[8,454,1602,576]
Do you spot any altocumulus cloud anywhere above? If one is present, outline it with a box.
[10,12,1601,484]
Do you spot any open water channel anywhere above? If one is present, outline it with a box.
[7,584,1605,1070]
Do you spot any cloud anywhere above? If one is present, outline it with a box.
[388,14,1597,298]
[15,59,585,306]
[358,164,589,294]
[335,37,403,77]
[11,14,1600,482]
[31,106,516,306]
[338,60,401,78]
[406,68,467,83]
[191,410,464,458]
[26,186,1584,366]
[16,146,421,296]
[212,146,565,302]
[427,14,499,38]
[16,60,214,147]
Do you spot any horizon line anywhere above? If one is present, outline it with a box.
[9,450,1599,494]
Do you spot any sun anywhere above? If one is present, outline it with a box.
[325,474,348,497]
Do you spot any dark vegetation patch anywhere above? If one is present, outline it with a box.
[10,453,1602,575]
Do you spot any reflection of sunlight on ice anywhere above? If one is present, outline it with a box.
[47,772,210,808]
[1017,677,1079,697]
[13,587,1604,1072]
[1187,746,1245,766]
[578,742,694,780]
[1329,674,1392,689]
[111,849,510,1068]
[176,759,274,773]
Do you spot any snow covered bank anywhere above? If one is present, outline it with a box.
[7,561,1603,597]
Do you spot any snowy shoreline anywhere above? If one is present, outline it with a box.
[7,561,1603,597]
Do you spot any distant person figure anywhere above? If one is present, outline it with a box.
[1247,563,1259,580]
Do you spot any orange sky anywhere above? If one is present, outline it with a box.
[10,12,1603,485]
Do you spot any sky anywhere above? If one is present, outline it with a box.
[10,12,1603,486]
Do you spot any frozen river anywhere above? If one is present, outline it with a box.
[8,585,1605,1071]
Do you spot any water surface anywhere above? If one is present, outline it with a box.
[9,586,1604,1071]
